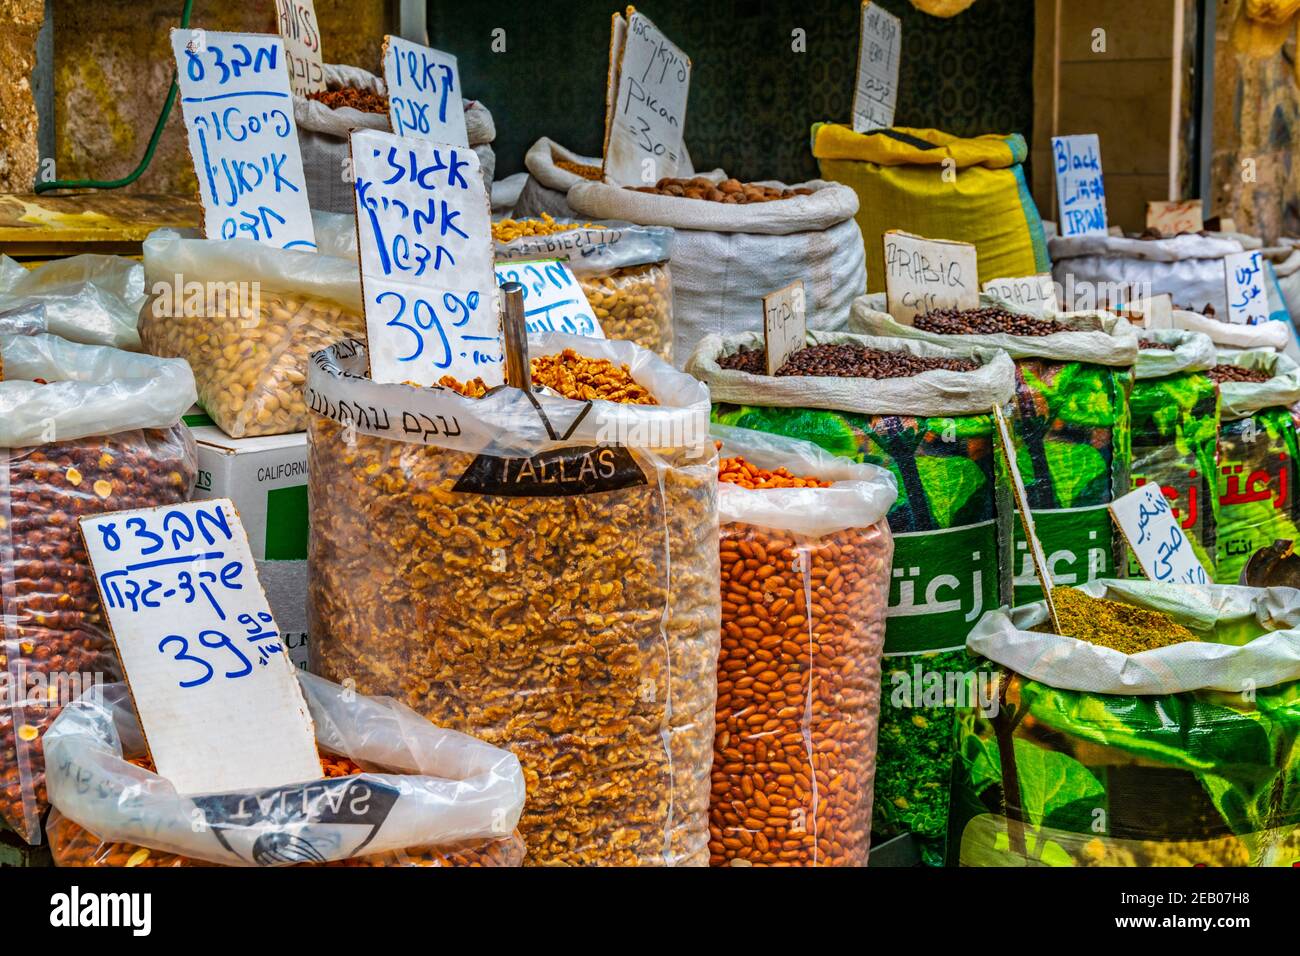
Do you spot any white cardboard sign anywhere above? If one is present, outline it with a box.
[352,127,501,386]
[992,405,1059,629]
[884,231,979,325]
[171,30,316,251]
[274,0,325,97]
[1145,199,1203,236]
[852,1,901,133]
[1224,249,1269,325]
[493,259,605,338]
[79,499,321,796]
[1117,292,1174,330]
[763,279,807,375]
[1052,133,1108,239]
[981,273,1058,317]
[1109,483,1209,585]
[603,10,691,187]
[382,35,469,147]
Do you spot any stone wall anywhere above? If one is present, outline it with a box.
[0,0,43,192]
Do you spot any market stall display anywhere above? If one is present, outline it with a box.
[44,674,526,867]
[810,125,1050,291]
[0,331,197,843]
[493,215,676,358]
[293,63,496,212]
[710,425,897,866]
[1130,330,1219,571]
[687,329,1016,865]
[953,580,1300,867]
[307,333,719,866]
[850,294,1139,605]
[1211,349,1300,584]
[138,214,364,438]
[567,177,864,366]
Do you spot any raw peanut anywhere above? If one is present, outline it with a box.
[491,213,604,243]
[709,474,891,867]
[139,289,364,438]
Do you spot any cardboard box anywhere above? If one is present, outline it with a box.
[190,425,310,670]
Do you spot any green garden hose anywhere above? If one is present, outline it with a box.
[33,0,194,193]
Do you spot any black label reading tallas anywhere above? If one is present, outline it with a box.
[453,445,648,497]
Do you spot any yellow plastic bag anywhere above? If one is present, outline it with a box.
[811,124,1050,293]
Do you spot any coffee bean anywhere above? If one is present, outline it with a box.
[1206,363,1272,384]
[913,308,1069,337]
[717,344,979,379]
[1139,340,1175,351]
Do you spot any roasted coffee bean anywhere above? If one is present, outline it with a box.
[913,308,1069,337]
[1139,340,1175,351]
[1207,363,1273,384]
[717,344,978,379]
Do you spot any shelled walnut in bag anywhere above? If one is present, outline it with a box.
[307,335,719,866]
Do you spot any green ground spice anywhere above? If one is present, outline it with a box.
[1049,587,1200,653]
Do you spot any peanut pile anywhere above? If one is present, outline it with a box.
[712,456,891,866]
[47,751,525,867]
[1,429,195,839]
[632,177,814,204]
[309,364,720,865]
[140,290,365,438]
[491,213,604,243]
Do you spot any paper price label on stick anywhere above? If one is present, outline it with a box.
[1109,483,1209,585]
[493,260,605,338]
[884,231,979,325]
[1052,133,1107,239]
[981,274,1058,317]
[79,499,321,796]
[992,405,1059,629]
[1224,249,1269,325]
[351,127,501,386]
[274,0,324,97]
[603,10,691,187]
[171,30,316,251]
[1146,199,1203,236]
[852,1,901,133]
[763,279,806,375]
[382,36,469,147]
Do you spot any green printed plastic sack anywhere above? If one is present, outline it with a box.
[952,580,1300,867]
[851,295,1138,604]
[1129,330,1219,573]
[1213,349,1300,584]
[686,329,1017,865]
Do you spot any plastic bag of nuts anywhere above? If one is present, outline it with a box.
[710,425,897,866]
[494,217,676,359]
[44,673,526,865]
[138,218,366,439]
[306,333,720,865]
[0,331,197,843]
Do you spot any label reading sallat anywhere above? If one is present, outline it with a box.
[274,0,325,97]
[382,35,469,146]
[493,259,605,338]
[1224,249,1269,325]
[171,30,316,251]
[603,10,691,187]
[1109,483,1209,585]
[1145,199,1203,236]
[981,274,1058,317]
[351,127,501,386]
[763,279,807,375]
[78,499,321,797]
[852,1,901,133]
[992,405,1058,628]
[883,231,979,325]
[1052,133,1107,239]
[453,445,648,497]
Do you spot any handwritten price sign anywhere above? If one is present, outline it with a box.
[274,0,324,97]
[171,30,316,250]
[79,499,321,796]
[1109,483,1209,585]
[852,1,901,133]
[351,127,501,386]
[382,36,468,146]
[603,10,690,186]
[1224,250,1269,326]
[492,259,604,338]
[1052,133,1108,239]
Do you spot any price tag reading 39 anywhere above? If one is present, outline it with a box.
[79,499,321,796]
